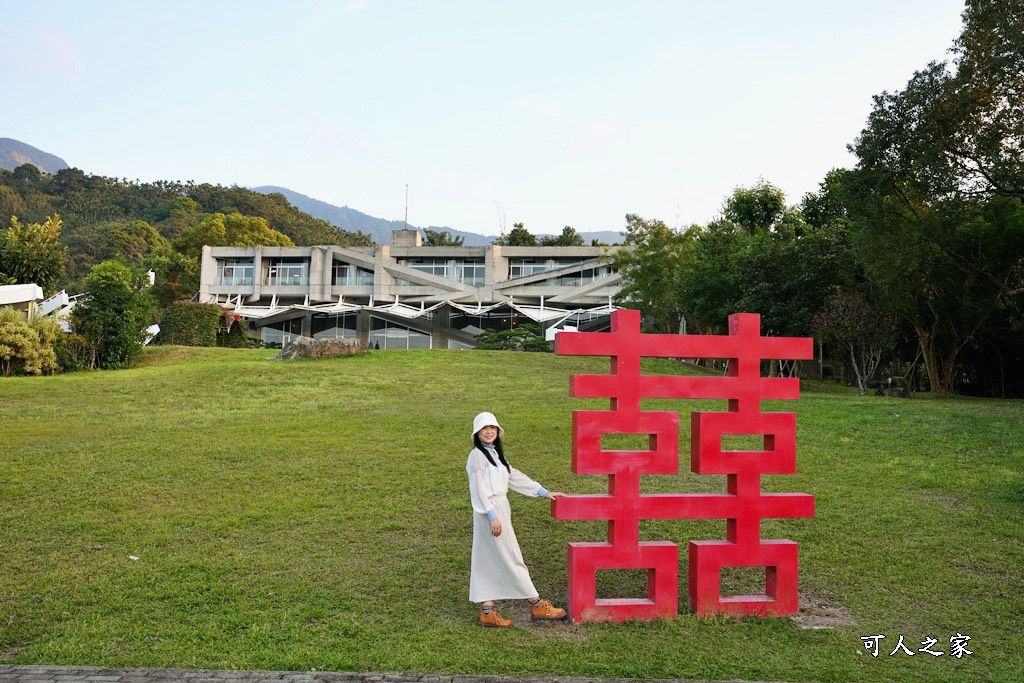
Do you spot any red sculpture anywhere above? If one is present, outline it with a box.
[552,310,814,622]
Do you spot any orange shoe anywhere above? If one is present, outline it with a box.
[479,608,513,628]
[530,599,567,621]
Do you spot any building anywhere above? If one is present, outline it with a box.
[199,230,625,349]
[0,284,45,321]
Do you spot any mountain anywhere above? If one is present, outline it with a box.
[253,185,623,246]
[0,138,70,174]
[253,185,492,245]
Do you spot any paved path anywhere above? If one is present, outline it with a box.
[0,666,771,683]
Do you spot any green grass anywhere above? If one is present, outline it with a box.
[1,346,1022,682]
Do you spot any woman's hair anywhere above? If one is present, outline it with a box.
[474,433,510,472]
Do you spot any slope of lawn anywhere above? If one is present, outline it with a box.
[0,346,1021,682]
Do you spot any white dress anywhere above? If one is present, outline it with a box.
[466,445,546,603]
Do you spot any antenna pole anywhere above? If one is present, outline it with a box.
[404,184,409,230]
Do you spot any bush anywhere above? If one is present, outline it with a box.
[216,313,249,348]
[474,323,550,352]
[55,332,90,372]
[0,307,59,376]
[159,301,222,346]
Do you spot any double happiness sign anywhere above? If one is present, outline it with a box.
[553,309,814,622]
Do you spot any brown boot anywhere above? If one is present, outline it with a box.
[530,599,567,621]
[479,608,512,628]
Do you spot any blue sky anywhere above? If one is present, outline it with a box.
[3,0,966,235]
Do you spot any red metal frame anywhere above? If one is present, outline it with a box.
[552,309,814,622]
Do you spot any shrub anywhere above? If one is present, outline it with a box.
[474,323,550,352]
[55,332,90,373]
[0,307,60,376]
[159,301,222,346]
[216,313,249,348]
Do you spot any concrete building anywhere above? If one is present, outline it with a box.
[0,284,45,321]
[199,230,624,349]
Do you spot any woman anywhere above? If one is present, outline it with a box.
[466,411,567,627]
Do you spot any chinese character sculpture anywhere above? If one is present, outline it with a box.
[552,309,814,622]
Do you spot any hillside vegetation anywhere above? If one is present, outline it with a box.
[0,348,1020,682]
[0,165,374,292]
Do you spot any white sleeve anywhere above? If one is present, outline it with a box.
[508,466,544,497]
[467,450,497,518]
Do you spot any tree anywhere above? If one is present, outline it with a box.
[845,0,1024,393]
[0,214,67,293]
[614,214,693,333]
[722,180,787,235]
[172,212,294,259]
[424,229,464,246]
[677,218,749,334]
[495,222,537,246]
[801,169,850,230]
[813,292,898,395]
[72,260,154,369]
[143,247,199,308]
[540,226,586,247]
[107,219,169,262]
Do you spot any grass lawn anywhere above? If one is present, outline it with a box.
[1,346,1022,682]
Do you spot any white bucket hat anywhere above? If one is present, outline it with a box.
[472,411,504,437]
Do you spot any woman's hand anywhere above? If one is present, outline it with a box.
[545,491,565,500]
[490,519,502,537]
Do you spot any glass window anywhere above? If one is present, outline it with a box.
[368,316,432,350]
[265,258,309,286]
[312,312,358,339]
[260,317,303,348]
[394,258,484,286]
[215,259,254,286]
[332,261,374,285]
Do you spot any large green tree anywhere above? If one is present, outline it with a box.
[0,214,67,293]
[495,222,537,246]
[722,180,787,235]
[72,260,155,370]
[540,226,586,247]
[613,214,694,333]
[845,0,1024,393]
[173,212,294,259]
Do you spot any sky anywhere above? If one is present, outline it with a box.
[3,0,967,236]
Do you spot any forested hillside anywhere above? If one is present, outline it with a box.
[0,165,373,293]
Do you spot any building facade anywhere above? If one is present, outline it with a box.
[199,230,624,349]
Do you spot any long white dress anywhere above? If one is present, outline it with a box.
[466,445,546,603]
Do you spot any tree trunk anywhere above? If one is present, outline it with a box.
[849,344,867,395]
[916,328,946,394]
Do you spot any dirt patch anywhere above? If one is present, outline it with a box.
[0,645,26,661]
[791,592,856,629]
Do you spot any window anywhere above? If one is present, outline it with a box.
[215,259,254,286]
[312,312,358,339]
[508,258,589,280]
[395,258,484,286]
[265,258,309,286]
[260,317,303,348]
[369,317,431,350]
[332,261,374,285]
[455,259,485,286]
[548,265,616,286]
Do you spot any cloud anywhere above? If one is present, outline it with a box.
[344,1,368,11]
